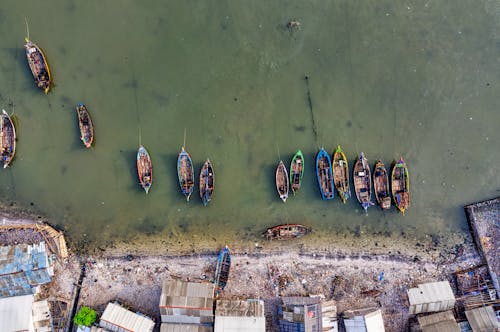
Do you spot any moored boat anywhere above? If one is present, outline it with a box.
[391,157,410,215]
[214,245,231,295]
[0,110,16,168]
[24,38,52,94]
[290,150,304,194]
[276,160,289,202]
[263,224,311,240]
[76,103,94,148]
[137,145,152,193]
[177,147,194,201]
[316,148,334,200]
[332,145,350,203]
[373,160,391,210]
[353,152,373,211]
[199,159,214,206]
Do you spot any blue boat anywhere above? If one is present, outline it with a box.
[214,245,231,295]
[316,148,334,200]
[177,147,194,201]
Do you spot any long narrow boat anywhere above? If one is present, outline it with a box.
[214,245,231,295]
[373,160,391,210]
[136,145,152,194]
[391,157,410,215]
[353,152,373,212]
[276,160,289,202]
[289,150,304,194]
[177,147,194,201]
[76,103,94,148]
[263,224,311,240]
[199,159,214,206]
[332,146,350,203]
[0,110,16,168]
[316,148,334,200]
[24,38,52,94]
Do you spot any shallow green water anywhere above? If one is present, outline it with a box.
[0,0,499,248]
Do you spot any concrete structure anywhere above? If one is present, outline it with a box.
[99,302,155,332]
[278,297,322,332]
[465,306,500,331]
[417,310,460,332]
[342,308,385,332]
[214,299,265,332]
[408,281,456,314]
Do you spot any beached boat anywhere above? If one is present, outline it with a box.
[316,148,334,200]
[177,147,194,201]
[0,110,16,168]
[353,152,373,211]
[332,146,350,203]
[276,160,289,202]
[137,145,152,194]
[263,224,311,240]
[24,38,52,94]
[199,159,214,206]
[391,157,410,215]
[373,160,391,210]
[75,103,94,148]
[214,245,231,295]
[290,150,304,194]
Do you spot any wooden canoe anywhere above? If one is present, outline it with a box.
[290,150,304,194]
[353,152,373,211]
[199,159,214,206]
[263,224,311,240]
[214,245,231,295]
[276,160,289,202]
[137,145,152,194]
[316,148,334,200]
[373,160,391,210]
[24,39,52,94]
[391,157,410,215]
[333,145,351,203]
[76,103,94,148]
[177,147,194,201]
[0,110,16,168]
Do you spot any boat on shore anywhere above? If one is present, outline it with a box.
[316,148,334,200]
[353,152,373,211]
[137,145,152,194]
[373,160,391,210]
[24,38,52,94]
[290,150,304,194]
[199,159,214,206]
[333,145,350,203]
[0,110,16,168]
[177,147,194,201]
[214,245,231,295]
[276,160,289,202]
[263,224,311,240]
[76,103,94,148]
[391,157,410,215]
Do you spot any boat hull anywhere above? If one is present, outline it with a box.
[214,246,231,295]
[263,224,311,240]
[137,145,152,193]
[276,160,289,202]
[0,110,16,168]
[199,159,214,206]
[177,147,194,201]
[290,150,304,194]
[76,104,94,148]
[24,40,52,94]
[391,157,410,214]
[316,148,334,200]
[373,161,391,210]
[333,146,350,203]
[353,152,373,211]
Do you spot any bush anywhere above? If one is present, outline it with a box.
[73,306,97,327]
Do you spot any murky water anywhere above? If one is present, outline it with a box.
[0,0,499,248]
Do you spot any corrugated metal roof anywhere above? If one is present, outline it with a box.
[0,294,34,332]
[408,281,456,314]
[160,323,213,332]
[465,306,499,332]
[215,299,264,317]
[161,280,214,300]
[282,296,321,305]
[418,311,460,332]
[214,316,265,332]
[100,302,155,332]
[343,309,385,332]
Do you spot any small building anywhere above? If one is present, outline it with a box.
[408,281,456,314]
[465,306,500,332]
[214,299,265,332]
[99,302,155,332]
[278,296,322,332]
[417,310,460,332]
[342,308,385,332]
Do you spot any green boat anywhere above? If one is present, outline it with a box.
[333,146,351,203]
[290,150,304,194]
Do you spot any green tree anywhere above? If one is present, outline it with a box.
[73,306,97,327]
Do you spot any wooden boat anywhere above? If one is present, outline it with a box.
[199,159,214,206]
[263,224,311,240]
[136,145,152,194]
[177,147,194,201]
[353,152,373,211]
[391,157,410,215]
[276,160,289,202]
[289,150,304,194]
[214,245,231,295]
[75,103,94,148]
[373,160,391,210]
[316,148,334,200]
[0,110,16,168]
[24,38,52,94]
[332,146,350,203]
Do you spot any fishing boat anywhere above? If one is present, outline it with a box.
[0,110,16,168]
[199,159,214,206]
[373,160,391,210]
[332,146,350,203]
[214,245,231,295]
[177,147,194,201]
[316,148,334,200]
[353,152,373,211]
[391,157,410,215]
[290,150,304,194]
[24,37,52,94]
[136,145,152,194]
[263,224,311,240]
[75,103,94,148]
[276,160,289,202]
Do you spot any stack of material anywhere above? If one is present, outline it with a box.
[321,300,337,332]
[99,302,155,332]
[214,299,265,332]
[407,281,456,314]
[279,296,322,332]
[417,310,459,332]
